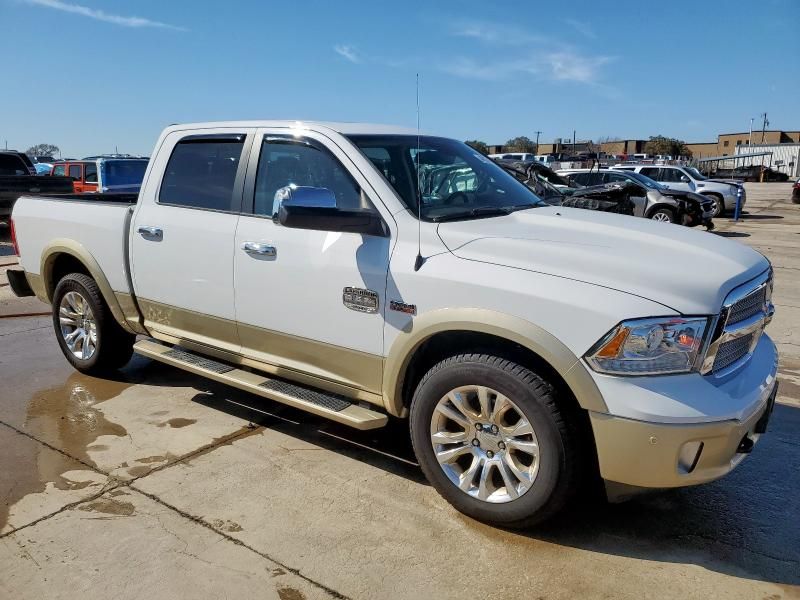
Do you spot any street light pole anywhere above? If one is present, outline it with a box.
[749,118,753,147]
[534,130,541,155]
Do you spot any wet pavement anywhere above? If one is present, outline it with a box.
[1,185,799,599]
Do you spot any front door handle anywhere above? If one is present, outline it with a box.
[137,226,163,238]
[242,242,276,257]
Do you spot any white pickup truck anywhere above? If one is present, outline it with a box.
[8,121,778,528]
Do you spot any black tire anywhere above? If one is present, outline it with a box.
[703,194,724,218]
[52,273,135,374]
[409,353,581,528]
[649,207,676,223]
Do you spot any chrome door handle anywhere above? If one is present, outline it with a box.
[242,242,276,257]
[137,226,163,237]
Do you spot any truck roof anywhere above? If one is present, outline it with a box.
[162,120,420,136]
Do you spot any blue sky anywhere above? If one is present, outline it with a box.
[2,0,798,157]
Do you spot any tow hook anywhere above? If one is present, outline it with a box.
[736,435,754,454]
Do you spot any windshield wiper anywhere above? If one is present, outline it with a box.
[431,206,513,222]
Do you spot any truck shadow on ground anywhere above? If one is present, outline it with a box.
[159,360,800,588]
[97,359,800,588]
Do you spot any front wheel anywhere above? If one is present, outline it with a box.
[52,273,135,374]
[649,207,676,223]
[409,353,581,528]
[703,194,724,218]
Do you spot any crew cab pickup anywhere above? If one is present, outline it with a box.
[8,121,779,528]
[0,151,73,220]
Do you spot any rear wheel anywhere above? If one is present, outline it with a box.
[52,273,135,374]
[410,353,580,528]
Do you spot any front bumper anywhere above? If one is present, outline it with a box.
[589,334,778,492]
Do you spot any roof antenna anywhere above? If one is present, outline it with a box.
[414,73,425,272]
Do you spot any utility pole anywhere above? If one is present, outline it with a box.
[572,130,576,155]
[760,112,769,144]
[534,130,541,155]
[749,117,753,147]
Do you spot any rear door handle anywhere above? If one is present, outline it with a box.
[137,226,163,238]
[242,242,276,257]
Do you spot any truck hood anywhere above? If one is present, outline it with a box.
[437,206,769,315]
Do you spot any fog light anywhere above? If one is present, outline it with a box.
[678,441,704,474]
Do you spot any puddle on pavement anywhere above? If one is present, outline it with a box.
[0,370,135,531]
[77,496,136,517]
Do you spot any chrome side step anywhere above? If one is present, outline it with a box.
[133,340,388,430]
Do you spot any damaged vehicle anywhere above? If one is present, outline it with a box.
[558,169,714,229]
[503,164,714,229]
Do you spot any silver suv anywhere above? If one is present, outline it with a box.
[611,164,744,217]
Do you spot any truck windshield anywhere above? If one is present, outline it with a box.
[347,135,545,221]
[101,160,148,187]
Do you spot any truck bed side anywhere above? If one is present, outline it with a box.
[12,195,138,320]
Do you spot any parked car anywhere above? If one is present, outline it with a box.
[51,158,149,193]
[611,164,744,217]
[793,179,800,204]
[488,152,537,162]
[0,151,73,221]
[9,120,778,528]
[558,169,714,228]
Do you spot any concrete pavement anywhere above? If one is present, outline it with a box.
[1,184,799,599]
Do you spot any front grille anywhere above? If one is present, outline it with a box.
[727,286,767,325]
[713,333,754,372]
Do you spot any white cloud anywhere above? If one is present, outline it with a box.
[24,0,186,31]
[439,51,614,85]
[334,44,361,64]
[545,51,613,83]
[563,18,597,40]
[449,20,547,45]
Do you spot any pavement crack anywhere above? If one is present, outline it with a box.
[128,484,352,600]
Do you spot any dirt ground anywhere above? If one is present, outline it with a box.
[0,183,798,599]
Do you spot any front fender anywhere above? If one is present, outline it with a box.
[382,307,608,417]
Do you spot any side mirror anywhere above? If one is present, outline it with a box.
[680,176,690,183]
[276,185,387,237]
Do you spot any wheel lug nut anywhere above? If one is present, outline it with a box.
[475,423,483,431]
[498,442,506,450]
[471,439,480,447]
[491,425,498,434]
[487,451,494,458]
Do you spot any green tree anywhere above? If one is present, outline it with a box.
[644,135,692,158]
[464,140,489,155]
[26,143,60,159]
[504,136,536,153]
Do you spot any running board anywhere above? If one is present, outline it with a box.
[133,340,388,430]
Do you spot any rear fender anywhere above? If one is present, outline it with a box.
[40,239,142,334]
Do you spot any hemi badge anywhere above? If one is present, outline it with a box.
[390,300,416,315]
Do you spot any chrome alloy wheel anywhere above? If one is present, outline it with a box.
[430,385,540,503]
[651,211,672,222]
[58,291,97,360]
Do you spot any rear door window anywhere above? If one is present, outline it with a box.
[0,154,29,176]
[84,163,98,183]
[639,167,661,180]
[160,136,246,211]
[68,165,82,181]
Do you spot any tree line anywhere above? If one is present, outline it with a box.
[465,135,692,157]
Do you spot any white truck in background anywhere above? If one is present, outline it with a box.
[8,120,778,528]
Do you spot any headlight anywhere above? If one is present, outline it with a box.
[586,317,709,375]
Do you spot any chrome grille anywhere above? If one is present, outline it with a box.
[701,269,773,377]
[727,286,767,324]
[712,333,754,373]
